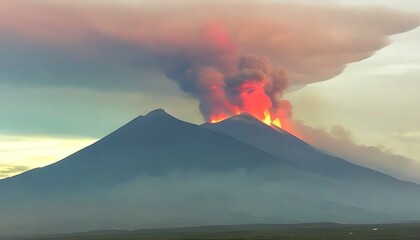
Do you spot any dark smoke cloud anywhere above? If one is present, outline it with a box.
[0,0,418,120]
[225,55,290,113]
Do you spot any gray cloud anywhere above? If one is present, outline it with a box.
[0,0,418,121]
[285,120,420,184]
[393,131,420,143]
[0,85,200,137]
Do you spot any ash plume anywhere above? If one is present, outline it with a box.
[0,0,418,122]
[223,55,290,120]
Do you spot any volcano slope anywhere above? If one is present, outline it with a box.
[203,114,420,222]
[1,109,420,236]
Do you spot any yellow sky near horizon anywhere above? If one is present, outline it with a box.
[0,135,95,179]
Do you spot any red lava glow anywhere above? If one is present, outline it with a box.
[210,110,282,128]
[208,81,283,128]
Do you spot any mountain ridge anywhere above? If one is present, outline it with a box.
[1,109,420,235]
[204,113,419,185]
[0,109,285,194]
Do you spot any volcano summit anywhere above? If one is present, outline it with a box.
[1,109,420,236]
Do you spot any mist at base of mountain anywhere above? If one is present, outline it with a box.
[1,109,420,236]
[0,168,417,236]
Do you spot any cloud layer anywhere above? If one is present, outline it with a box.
[0,0,418,119]
[284,120,420,183]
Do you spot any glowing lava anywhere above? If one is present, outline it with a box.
[207,82,283,128]
[207,73,285,129]
[272,118,282,128]
[263,110,282,128]
[209,110,282,128]
[263,110,272,125]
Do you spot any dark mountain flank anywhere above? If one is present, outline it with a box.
[1,109,420,236]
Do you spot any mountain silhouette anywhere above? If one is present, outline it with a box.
[203,113,420,185]
[1,109,420,236]
[0,109,283,194]
[204,113,420,219]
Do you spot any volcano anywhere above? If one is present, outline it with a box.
[1,109,420,236]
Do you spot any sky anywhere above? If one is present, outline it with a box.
[0,0,419,181]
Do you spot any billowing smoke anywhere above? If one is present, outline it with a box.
[167,51,291,123]
[223,55,290,121]
[0,0,418,124]
[284,121,420,184]
[149,22,291,123]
